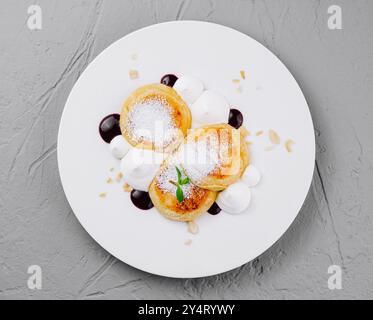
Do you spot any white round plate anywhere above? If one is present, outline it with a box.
[58,21,315,278]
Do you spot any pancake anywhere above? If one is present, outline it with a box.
[120,83,191,153]
[149,155,217,222]
[179,123,249,191]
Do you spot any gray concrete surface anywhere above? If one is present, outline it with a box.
[0,0,372,299]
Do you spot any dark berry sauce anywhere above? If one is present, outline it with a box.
[160,74,178,87]
[208,202,222,215]
[228,109,244,129]
[130,190,154,210]
[99,113,121,143]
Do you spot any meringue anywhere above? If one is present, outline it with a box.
[191,90,230,126]
[216,181,251,214]
[240,165,261,187]
[173,76,204,105]
[109,135,132,159]
[120,148,164,191]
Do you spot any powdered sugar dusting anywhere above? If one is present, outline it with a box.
[156,128,232,196]
[126,96,178,147]
[177,133,222,183]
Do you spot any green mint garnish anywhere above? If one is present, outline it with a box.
[180,177,190,185]
[176,186,184,203]
[176,166,182,184]
[171,166,191,203]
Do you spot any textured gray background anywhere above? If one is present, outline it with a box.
[0,0,372,299]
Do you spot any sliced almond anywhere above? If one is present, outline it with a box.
[256,130,263,136]
[240,70,246,79]
[129,69,139,80]
[269,129,280,145]
[106,177,113,184]
[188,221,199,235]
[184,239,192,246]
[232,79,240,84]
[285,139,295,153]
[109,167,114,172]
[99,192,107,198]
[116,172,123,182]
[246,141,253,146]
[123,183,133,192]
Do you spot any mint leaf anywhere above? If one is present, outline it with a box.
[176,186,184,203]
[175,166,182,184]
[180,177,190,185]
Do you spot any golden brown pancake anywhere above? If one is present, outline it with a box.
[149,155,217,222]
[179,123,249,191]
[120,84,191,153]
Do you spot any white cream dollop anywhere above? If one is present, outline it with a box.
[120,148,164,191]
[191,90,230,126]
[240,165,261,187]
[109,135,132,159]
[173,76,204,105]
[216,181,251,214]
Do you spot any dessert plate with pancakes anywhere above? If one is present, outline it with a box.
[58,21,315,278]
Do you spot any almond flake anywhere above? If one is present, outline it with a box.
[99,192,107,198]
[129,69,139,80]
[240,70,246,79]
[269,129,280,145]
[285,139,295,153]
[123,183,133,192]
[246,141,253,146]
[106,178,113,184]
[232,79,240,84]
[184,239,192,246]
[116,172,123,182]
[256,130,263,136]
[109,167,114,172]
[188,221,199,235]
